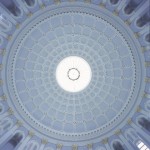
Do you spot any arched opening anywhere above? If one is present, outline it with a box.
[0,14,10,31]
[124,0,143,15]
[0,118,13,135]
[24,140,39,150]
[1,132,23,150]
[0,0,21,16]
[138,117,150,132]
[24,0,35,7]
[126,129,138,143]
[145,101,150,111]
[0,103,3,114]
[110,0,119,5]
[136,12,150,27]
[113,141,125,150]
[145,33,150,43]
[9,132,23,147]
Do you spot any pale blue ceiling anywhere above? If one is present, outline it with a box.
[0,0,150,150]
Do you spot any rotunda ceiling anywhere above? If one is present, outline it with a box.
[0,0,150,150]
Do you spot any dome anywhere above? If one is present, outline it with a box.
[0,0,150,150]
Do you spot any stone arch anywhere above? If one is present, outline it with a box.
[110,0,119,5]
[125,128,139,143]
[112,141,125,150]
[24,0,35,7]
[124,0,143,15]
[136,11,150,27]
[0,0,21,16]
[0,117,13,135]
[9,131,24,147]
[23,140,39,150]
[138,117,150,132]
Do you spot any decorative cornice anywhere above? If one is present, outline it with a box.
[102,138,108,144]
[145,62,150,67]
[145,77,150,82]
[27,12,33,17]
[143,92,150,98]
[134,32,140,38]
[115,129,122,135]
[72,144,78,150]
[99,2,106,8]
[124,20,130,26]
[0,94,7,101]
[113,10,119,16]
[16,24,20,29]
[40,4,45,9]
[54,0,61,4]
[84,0,91,3]
[0,49,6,56]
[28,130,34,137]
[42,139,48,144]
[136,106,141,112]
[87,143,93,149]
[7,35,12,41]
[57,144,63,150]
[127,118,132,125]
[8,107,14,115]
[16,120,23,127]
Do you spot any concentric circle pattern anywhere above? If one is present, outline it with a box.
[6,7,141,141]
[56,56,92,92]
[1,0,149,148]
